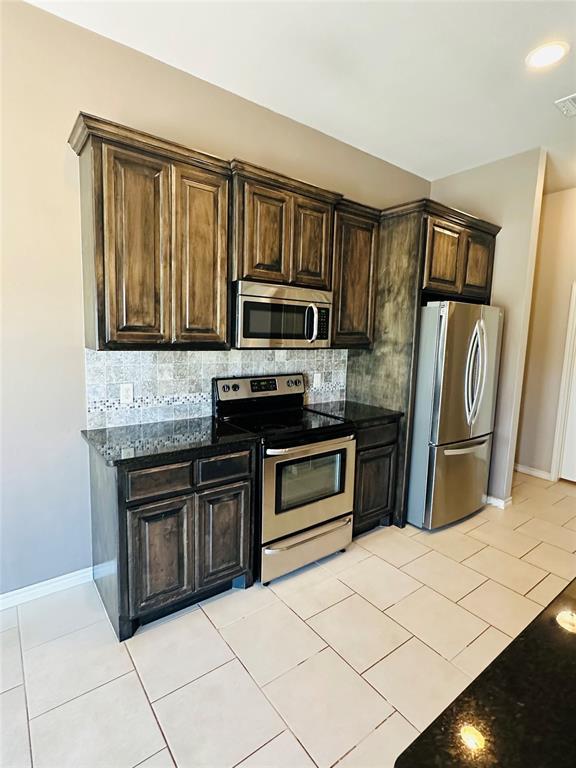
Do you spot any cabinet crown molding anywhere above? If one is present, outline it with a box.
[231,159,342,204]
[337,199,381,221]
[380,198,501,236]
[68,113,230,174]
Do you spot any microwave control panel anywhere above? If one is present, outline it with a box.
[317,308,330,340]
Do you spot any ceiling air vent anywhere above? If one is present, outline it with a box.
[554,93,576,117]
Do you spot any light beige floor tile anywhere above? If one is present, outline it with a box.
[337,711,419,768]
[237,731,315,768]
[308,594,410,672]
[200,584,278,628]
[397,523,421,537]
[220,601,325,685]
[555,479,576,498]
[463,546,548,594]
[554,495,576,515]
[412,528,486,562]
[338,556,421,610]
[510,485,530,504]
[512,472,526,487]
[0,627,23,693]
[268,562,332,598]
[451,513,489,533]
[401,551,486,601]
[479,505,533,529]
[359,528,430,567]
[364,638,470,731]
[137,749,175,767]
[467,521,539,557]
[525,574,569,606]
[318,541,372,573]
[458,580,541,636]
[154,660,283,768]
[30,672,164,768]
[519,498,576,527]
[519,485,568,505]
[516,518,576,552]
[18,582,105,650]
[279,575,352,619]
[129,609,233,701]
[24,620,133,717]
[385,586,487,660]
[518,475,556,490]
[564,516,576,532]
[0,686,31,768]
[265,648,392,768]
[451,627,511,678]
[522,543,576,579]
[0,607,18,632]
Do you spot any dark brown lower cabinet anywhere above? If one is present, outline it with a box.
[196,481,250,588]
[353,425,399,536]
[128,496,194,616]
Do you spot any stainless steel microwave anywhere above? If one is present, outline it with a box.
[234,281,332,349]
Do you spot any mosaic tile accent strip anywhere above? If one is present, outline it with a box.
[85,349,348,429]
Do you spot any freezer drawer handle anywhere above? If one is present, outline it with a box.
[444,439,489,456]
[263,518,352,554]
[265,435,355,456]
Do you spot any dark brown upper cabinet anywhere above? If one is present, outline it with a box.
[232,161,340,290]
[332,200,379,348]
[69,114,230,350]
[420,202,499,302]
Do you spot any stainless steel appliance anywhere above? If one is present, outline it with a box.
[213,374,355,582]
[234,281,332,348]
[407,301,503,529]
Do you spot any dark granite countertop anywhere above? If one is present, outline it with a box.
[82,417,258,466]
[307,399,403,426]
[395,578,576,767]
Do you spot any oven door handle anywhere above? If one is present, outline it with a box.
[265,434,355,456]
[263,517,352,554]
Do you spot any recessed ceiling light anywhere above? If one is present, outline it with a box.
[526,41,570,69]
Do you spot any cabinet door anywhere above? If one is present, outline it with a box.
[332,210,378,346]
[461,230,495,300]
[292,195,333,289]
[196,481,250,589]
[423,217,466,295]
[354,444,397,535]
[173,164,229,345]
[128,496,193,616]
[103,144,171,344]
[241,182,292,282]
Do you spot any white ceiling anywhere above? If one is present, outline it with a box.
[30,1,576,191]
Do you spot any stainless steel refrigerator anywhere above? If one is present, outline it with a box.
[407,301,503,529]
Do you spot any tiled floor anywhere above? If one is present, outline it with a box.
[2,471,575,768]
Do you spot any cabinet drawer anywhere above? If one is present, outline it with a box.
[126,463,193,502]
[195,451,252,487]
[356,422,398,450]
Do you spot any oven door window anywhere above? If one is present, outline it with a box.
[276,450,346,514]
[243,301,309,340]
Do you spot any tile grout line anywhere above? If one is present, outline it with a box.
[131,746,170,768]
[230,730,289,768]
[13,608,34,768]
[148,657,236,705]
[328,710,399,768]
[17,616,105,655]
[123,644,178,768]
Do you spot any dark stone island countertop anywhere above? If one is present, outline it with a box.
[307,399,403,425]
[395,577,576,767]
[82,417,259,466]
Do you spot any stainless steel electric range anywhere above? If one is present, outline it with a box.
[213,374,356,583]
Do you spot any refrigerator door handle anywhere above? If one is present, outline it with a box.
[471,319,488,425]
[464,322,480,424]
[444,437,490,456]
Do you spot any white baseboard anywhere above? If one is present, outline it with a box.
[0,567,93,611]
[514,463,554,482]
[486,495,512,509]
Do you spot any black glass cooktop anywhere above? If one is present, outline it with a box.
[224,407,350,440]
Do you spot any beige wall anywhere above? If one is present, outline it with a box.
[516,188,576,475]
[0,1,428,592]
[431,148,547,503]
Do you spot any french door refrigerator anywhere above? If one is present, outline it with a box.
[407,301,503,529]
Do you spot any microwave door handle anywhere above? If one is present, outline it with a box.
[305,305,313,342]
[310,304,319,342]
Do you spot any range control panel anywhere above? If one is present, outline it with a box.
[215,374,305,401]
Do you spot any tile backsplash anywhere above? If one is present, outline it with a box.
[85,349,348,429]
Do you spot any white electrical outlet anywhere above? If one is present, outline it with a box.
[120,383,134,405]
[313,373,322,388]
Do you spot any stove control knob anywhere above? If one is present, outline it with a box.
[232,384,240,392]
[222,384,230,393]
[295,378,302,386]
[287,379,294,387]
